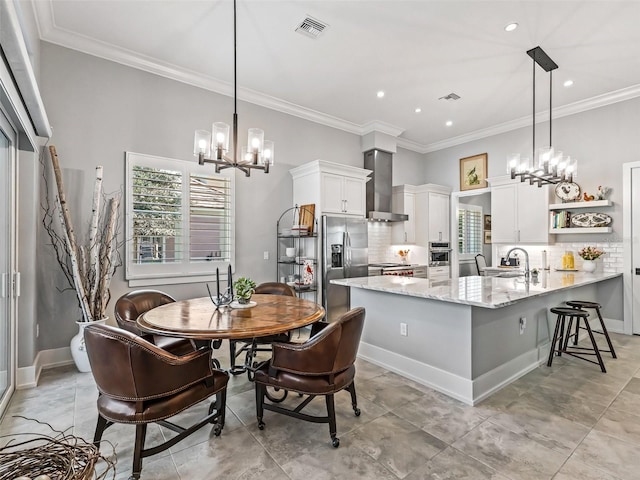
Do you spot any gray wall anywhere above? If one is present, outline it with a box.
[35,43,424,353]
[423,96,640,242]
[393,147,426,185]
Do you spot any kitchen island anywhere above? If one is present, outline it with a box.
[332,271,622,405]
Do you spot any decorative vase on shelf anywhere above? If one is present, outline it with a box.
[70,318,107,373]
[582,260,597,273]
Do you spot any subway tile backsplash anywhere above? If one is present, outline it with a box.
[367,222,392,263]
[495,242,624,274]
[368,222,429,265]
[370,223,624,274]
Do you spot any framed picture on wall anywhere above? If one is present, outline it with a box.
[484,231,492,244]
[460,153,488,191]
[484,214,491,231]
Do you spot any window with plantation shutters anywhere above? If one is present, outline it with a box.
[125,152,234,285]
[458,205,482,259]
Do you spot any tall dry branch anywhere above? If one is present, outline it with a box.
[42,146,123,322]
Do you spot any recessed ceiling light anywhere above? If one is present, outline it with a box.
[563,79,574,87]
[504,22,518,32]
[415,108,422,113]
[445,120,453,127]
[377,90,385,98]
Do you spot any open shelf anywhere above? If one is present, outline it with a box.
[549,200,612,210]
[550,227,612,234]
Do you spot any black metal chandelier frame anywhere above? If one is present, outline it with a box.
[198,0,270,177]
[510,46,573,186]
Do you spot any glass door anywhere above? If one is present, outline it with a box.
[0,108,16,417]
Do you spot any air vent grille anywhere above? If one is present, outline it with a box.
[439,93,461,101]
[295,16,328,39]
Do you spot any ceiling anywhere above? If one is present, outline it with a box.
[31,1,640,153]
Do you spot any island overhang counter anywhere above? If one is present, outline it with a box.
[331,272,623,405]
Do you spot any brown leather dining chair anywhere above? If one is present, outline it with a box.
[84,323,229,480]
[229,282,296,374]
[114,289,194,355]
[254,307,365,447]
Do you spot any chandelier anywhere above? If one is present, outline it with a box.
[193,0,274,177]
[508,46,577,186]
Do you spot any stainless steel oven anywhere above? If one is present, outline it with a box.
[428,242,451,266]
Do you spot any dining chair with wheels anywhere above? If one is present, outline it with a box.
[229,282,296,374]
[84,323,229,480]
[475,254,487,276]
[114,289,195,355]
[253,307,365,447]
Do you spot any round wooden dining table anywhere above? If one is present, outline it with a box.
[137,294,325,340]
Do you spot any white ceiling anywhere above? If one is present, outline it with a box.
[31,0,640,152]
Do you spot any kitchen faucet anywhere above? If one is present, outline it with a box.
[505,247,530,278]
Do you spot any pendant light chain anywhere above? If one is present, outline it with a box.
[193,0,274,176]
[232,0,238,165]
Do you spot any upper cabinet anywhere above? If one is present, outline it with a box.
[414,184,452,246]
[391,185,417,244]
[427,192,450,242]
[290,160,371,217]
[489,176,550,244]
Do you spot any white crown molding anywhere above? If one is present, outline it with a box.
[396,137,429,154]
[33,1,640,155]
[420,83,640,153]
[33,1,370,137]
[361,121,405,137]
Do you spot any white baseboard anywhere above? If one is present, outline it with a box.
[358,341,474,405]
[358,341,546,406]
[471,348,546,404]
[16,347,73,389]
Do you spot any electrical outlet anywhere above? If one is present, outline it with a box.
[400,323,408,336]
[263,251,269,260]
[519,317,526,335]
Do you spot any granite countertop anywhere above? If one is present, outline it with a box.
[331,271,622,309]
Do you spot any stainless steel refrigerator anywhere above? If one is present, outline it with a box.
[321,215,368,322]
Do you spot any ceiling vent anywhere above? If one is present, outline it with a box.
[295,16,328,39]
[439,93,461,101]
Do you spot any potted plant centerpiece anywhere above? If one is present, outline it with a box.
[42,146,122,372]
[578,246,605,273]
[234,277,256,304]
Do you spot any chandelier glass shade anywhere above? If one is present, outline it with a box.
[193,0,274,177]
[508,46,576,186]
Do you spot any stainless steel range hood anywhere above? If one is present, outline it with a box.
[364,149,408,222]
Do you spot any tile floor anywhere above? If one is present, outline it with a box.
[2,333,640,479]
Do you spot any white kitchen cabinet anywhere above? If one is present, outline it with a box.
[428,265,450,280]
[428,192,450,242]
[290,160,371,218]
[489,176,550,244]
[391,185,416,244]
[414,184,452,247]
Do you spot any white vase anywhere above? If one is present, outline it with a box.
[582,260,597,273]
[70,318,107,373]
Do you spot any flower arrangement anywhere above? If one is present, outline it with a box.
[578,246,605,260]
[398,249,410,263]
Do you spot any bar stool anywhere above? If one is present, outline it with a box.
[565,300,617,358]
[547,307,606,372]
